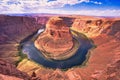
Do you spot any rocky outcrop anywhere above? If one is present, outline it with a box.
[71,18,118,37]
[105,60,120,80]
[0,59,30,80]
[102,20,120,37]
[34,17,76,60]
[0,74,23,80]
[45,17,73,41]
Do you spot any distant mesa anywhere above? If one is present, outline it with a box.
[34,17,79,60]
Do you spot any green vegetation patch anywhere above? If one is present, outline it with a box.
[15,47,28,66]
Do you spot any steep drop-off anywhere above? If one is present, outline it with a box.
[0,15,49,64]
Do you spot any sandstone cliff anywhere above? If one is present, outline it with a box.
[71,17,120,39]
[0,15,49,64]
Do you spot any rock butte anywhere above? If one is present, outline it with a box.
[34,17,79,60]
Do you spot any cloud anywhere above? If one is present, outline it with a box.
[0,0,102,11]
[0,0,24,13]
[0,0,91,9]
[0,0,120,16]
[0,0,92,13]
[90,1,102,5]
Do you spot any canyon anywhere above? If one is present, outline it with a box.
[0,14,120,80]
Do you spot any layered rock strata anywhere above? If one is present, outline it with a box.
[34,17,78,60]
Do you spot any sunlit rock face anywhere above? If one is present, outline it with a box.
[71,18,114,37]
[34,17,74,60]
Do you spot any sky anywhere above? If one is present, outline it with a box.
[0,0,120,16]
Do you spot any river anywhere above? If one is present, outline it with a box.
[21,29,93,69]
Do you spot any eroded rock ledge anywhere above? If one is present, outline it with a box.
[34,17,79,60]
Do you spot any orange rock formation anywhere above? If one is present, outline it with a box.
[34,17,74,60]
